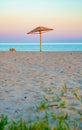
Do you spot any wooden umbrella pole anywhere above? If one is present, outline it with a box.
[40,31,42,52]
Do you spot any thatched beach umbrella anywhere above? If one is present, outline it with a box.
[27,26,53,52]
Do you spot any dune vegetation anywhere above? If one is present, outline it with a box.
[0,84,82,130]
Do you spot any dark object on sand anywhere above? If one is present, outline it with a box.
[9,48,16,52]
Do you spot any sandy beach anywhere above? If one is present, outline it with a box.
[0,51,82,120]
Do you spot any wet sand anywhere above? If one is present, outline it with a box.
[0,51,82,119]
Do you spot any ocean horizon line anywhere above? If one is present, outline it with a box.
[0,42,82,45]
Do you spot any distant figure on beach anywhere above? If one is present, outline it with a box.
[9,48,16,52]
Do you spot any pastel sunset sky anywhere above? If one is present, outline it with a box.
[0,0,82,43]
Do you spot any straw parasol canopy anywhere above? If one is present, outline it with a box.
[27,26,53,52]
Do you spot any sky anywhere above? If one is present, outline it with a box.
[0,0,82,43]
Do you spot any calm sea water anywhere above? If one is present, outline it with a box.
[0,43,82,51]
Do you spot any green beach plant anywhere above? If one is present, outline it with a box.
[8,118,29,130]
[58,101,66,108]
[29,120,51,130]
[73,92,81,101]
[0,115,8,130]
[61,84,68,97]
[37,100,48,110]
[55,94,61,102]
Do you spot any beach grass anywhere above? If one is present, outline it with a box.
[0,84,82,130]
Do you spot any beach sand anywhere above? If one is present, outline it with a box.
[0,51,82,119]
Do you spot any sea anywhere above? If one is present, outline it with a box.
[0,43,82,51]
